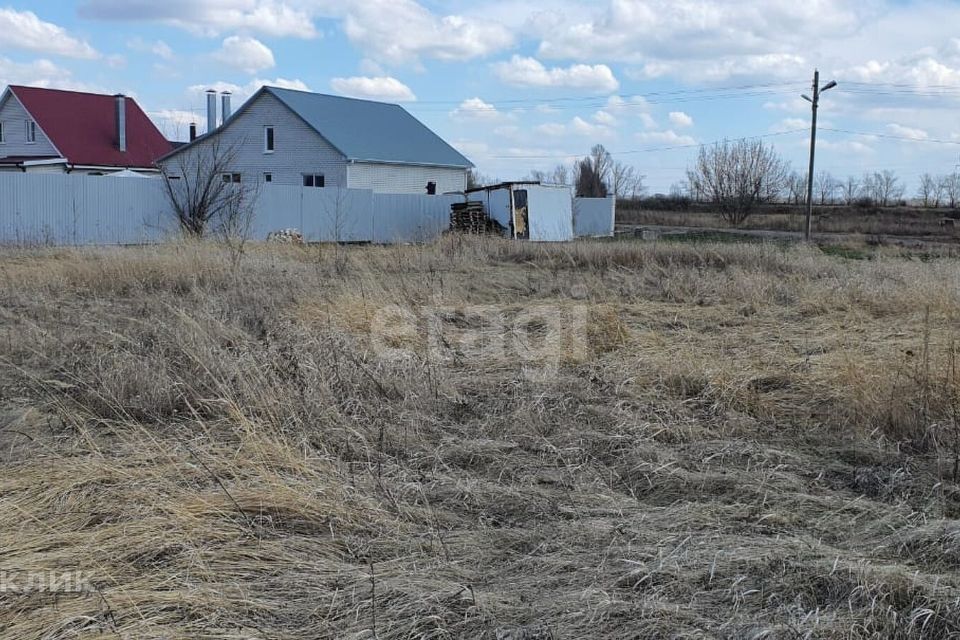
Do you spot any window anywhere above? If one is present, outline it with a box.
[25,120,36,143]
[0,122,4,143]
[302,174,325,188]
[264,126,274,153]
[221,173,241,183]
[263,172,272,183]
[426,181,437,195]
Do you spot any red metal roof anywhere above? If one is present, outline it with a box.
[9,86,172,169]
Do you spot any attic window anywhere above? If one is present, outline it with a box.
[302,174,324,188]
[25,120,36,144]
[264,126,274,153]
[0,122,4,143]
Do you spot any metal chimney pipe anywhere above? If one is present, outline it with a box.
[221,91,232,123]
[189,122,197,142]
[114,94,127,152]
[205,89,217,133]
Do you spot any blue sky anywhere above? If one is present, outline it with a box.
[2,0,960,193]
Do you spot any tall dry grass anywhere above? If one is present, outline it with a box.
[1,237,960,638]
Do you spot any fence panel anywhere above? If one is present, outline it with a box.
[371,193,463,243]
[0,174,171,245]
[0,174,471,246]
[573,196,616,237]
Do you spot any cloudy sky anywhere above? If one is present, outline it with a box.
[3,1,960,192]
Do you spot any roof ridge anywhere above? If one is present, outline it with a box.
[265,85,402,108]
[11,85,131,99]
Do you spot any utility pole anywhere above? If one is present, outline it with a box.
[802,70,837,241]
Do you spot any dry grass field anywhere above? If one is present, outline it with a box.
[2,236,960,639]
[619,206,960,239]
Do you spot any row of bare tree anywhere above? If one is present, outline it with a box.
[521,145,646,199]
[681,140,960,225]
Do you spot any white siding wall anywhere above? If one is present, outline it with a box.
[348,162,466,194]
[161,92,348,187]
[0,92,60,158]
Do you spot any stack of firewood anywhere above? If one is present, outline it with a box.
[450,201,501,234]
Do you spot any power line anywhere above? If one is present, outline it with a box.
[412,81,804,107]
[820,127,960,146]
[844,80,960,91]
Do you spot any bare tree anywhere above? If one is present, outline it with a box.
[610,161,645,198]
[686,139,789,225]
[590,144,613,186]
[550,163,570,186]
[931,174,947,208]
[467,168,481,190]
[319,187,353,274]
[815,171,838,205]
[784,171,807,205]
[527,169,547,183]
[861,172,877,205]
[870,170,904,207]
[917,173,937,207]
[840,175,860,205]
[943,173,960,209]
[160,139,258,237]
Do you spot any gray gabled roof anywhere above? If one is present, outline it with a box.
[264,87,473,168]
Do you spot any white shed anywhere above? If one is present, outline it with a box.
[466,182,574,242]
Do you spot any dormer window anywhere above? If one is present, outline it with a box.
[25,120,36,143]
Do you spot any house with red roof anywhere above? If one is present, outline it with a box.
[0,85,172,175]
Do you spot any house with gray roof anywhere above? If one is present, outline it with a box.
[158,86,473,195]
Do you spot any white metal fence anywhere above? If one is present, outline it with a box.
[573,196,616,237]
[0,173,465,246]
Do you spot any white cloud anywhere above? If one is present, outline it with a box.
[342,0,512,64]
[534,1,864,65]
[128,37,174,61]
[188,77,310,104]
[451,97,503,120]
[493,55,618,92]
[771,117,807,133]
[593,110,616,126]
[817,138,874,155]
[571,115,613,138]
[330,76,416,102]
[535,122,567,137]
[639,113,657,129]
[213,36,275,74]
[0,8,98,59]
[840,52,960,88]
[668,111,693,128]
[535,116,613,138]
[636,130,696,146]
[0,56,105,92]
[79,0,317,38]
[886,123,929,140]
